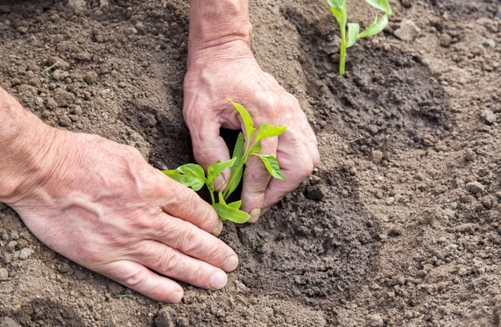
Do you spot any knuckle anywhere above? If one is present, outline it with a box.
[157,248,182,273]
[171,185,198,209]
[80,249,105,265]
[184,231,216,258]
[311,150,320,169]
[74,238,108,264]
[288,94,301,107]
[170,222,199,251]
[298,160,316,180]
[123,267,148,288]
[127,214,152,231]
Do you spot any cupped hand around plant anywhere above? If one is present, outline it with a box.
[183,40,320,222]
[3,108,238,303]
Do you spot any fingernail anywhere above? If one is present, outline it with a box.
[248,208,261,223]
[211,220,223,237]
[213,175,227,192]
[170,289,183,303]
[222,255,239,272]
[209,271,227,290]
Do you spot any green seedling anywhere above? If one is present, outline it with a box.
[163,99,286,224]
[327,0,392,76]
[41,62,59,77]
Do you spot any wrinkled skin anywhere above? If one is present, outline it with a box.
[1,91,238,303]
[184,41,320,222]
[0,0,319,304]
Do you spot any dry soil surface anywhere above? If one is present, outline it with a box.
[1,0,501,326]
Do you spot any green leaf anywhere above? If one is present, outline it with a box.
[229,99,256,141]
[347,23,360,48]
[218,191,227,205]
[327,0,346,26]
[176,164,205,181]
[248,141,262,155]
[232,132,245,161]
[255,123,287,143]
[227,200,242,210]
[327,0,344,10]
[256,154,286,181]
[207,158,237,186]
[329,6,344,27]
[225,168,243,200]
[163,164,206,191]
[213,203,250,224]
[364,0,392,14]
[357,14,389,39]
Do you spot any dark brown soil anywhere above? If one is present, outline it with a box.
[1,0,501,326]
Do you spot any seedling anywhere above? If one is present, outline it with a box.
[41,62,59,77]
[327,0,392,76]
[163,100,286,224]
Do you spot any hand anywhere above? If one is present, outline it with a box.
[1,97,238,303]
[183,41,319,222]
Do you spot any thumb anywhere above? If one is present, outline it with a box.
[240,138,277,223]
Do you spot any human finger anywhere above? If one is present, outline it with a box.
[240,137,278,223]
[262,127,319,211]
[131,239,232,290]
[184,106,232,191]
[156,172,223,236]
[152,214,239,272]
[101,260,184,303]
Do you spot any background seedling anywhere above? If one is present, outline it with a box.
[163,100,286,224]
[327,0,392,76]
[41,61,59,77]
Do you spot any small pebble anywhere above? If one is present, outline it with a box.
[305,185,327,201]
[58,263,73,274]
[54,89,76,107]
[371,150,383,163]
[481,109,496,124]
[84,71,98,84]
[368,314,384,327]
[59,115,73,127]
[439,33,452,47]
[18,248,33,260]
[0,268,8,281]
[466,181,484,194]
[464,148,476,161]
[460,195,475,203]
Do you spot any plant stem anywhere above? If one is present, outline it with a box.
[207,182,216,205]
[339,15,347,76]
[210,190,215,205]
[339,39,346,76]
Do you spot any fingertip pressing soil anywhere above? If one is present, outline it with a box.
[1,0,501,326]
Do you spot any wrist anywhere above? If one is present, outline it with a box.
[188,0,253,67]
[0,90,65,205]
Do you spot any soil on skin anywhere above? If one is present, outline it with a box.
[1,0,501,326]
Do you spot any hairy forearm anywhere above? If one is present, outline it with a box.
[0,88,59,204]
[188,0,253,66]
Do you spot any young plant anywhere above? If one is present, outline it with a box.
[327,0,392,76]
[41,62,59,77]
[163,100,286,224]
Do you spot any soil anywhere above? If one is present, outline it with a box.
[1,0,501,326]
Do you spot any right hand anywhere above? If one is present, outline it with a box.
[1,95,238,303]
